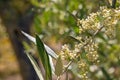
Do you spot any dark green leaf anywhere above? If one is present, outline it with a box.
[36,35,52,80]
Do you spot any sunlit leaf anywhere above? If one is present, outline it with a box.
[44,44,58,59]
[49,55,55,74]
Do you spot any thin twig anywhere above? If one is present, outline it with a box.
[81,25,104,47]
[62,60,73,74]
[67,10,78,21]
[93,25,104,37]
[58,60,73,79]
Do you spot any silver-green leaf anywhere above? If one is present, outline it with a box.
[21,31,58,59]
[26,52,44,80]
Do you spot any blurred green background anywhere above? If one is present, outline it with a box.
[0,0,120,80]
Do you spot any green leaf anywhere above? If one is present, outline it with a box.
[55,56,63,76]
[48,55,55,74]
[36,34,52,80]
[26,53,44,80]
[21,31,58,59]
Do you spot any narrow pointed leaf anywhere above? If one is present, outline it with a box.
[26,53,44,80]
[44,44,58,59]
[21,31,58,59]
[36,35,52,80]
[49,55,55,74]
[22,31,56,74]
[21,31,36,43]
[55,56,63,76]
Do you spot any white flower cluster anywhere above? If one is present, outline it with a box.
[77,6,120,38]
[60,6,120,79]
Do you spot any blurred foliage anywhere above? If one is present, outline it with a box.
[32,0,110,41]
[0,0,120,80]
